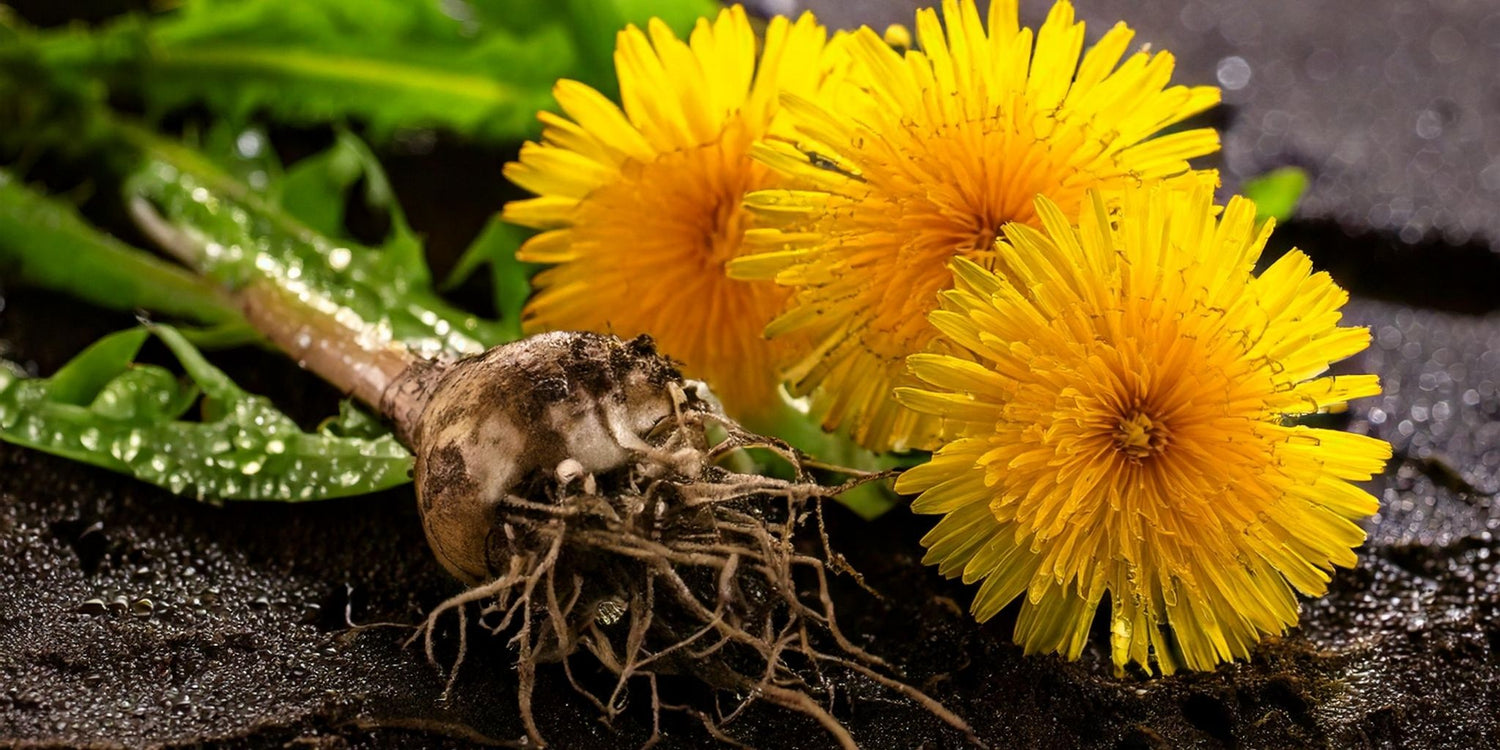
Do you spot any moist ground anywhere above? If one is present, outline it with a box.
[3,0,1500,747]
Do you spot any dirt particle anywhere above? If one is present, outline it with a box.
[1182,692,1236,744]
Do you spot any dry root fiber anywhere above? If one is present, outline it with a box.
[396,332,976,748]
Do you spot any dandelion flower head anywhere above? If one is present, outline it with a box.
[503,6,843,419]
[730,0,1221,451]
[894,183,1392,674]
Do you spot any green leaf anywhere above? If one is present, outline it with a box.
[560,0,719,96]
[175,320,262,350]
[1242,167,1310,223]
[0,171,241,326]
[14,0,725,142]
[122,125,512,356]
[188,121,284,195]
[321,398,390,440]
[33,0,576,142]
[750,399,902,520]
[0,325,414,501]
[278,129,394,239]
[445,215,533,341]
[275,129,434,286]
[47,328,152,406]
[278,146,356,238]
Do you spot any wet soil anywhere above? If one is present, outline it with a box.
[4,0,1500,748]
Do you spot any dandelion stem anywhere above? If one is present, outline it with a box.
[128,195,422,433]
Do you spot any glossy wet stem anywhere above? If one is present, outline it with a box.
[130,200,414,410]
[117,122,470,445]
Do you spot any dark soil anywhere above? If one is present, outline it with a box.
[4,1,1500,748]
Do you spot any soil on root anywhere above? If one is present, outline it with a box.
[405,399,975,749]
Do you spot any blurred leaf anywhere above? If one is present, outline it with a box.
[321,398,390,440]
[559,0,720,95]
[30,0,576,141]
[279,129,389,239]
[175,320,262,349]
[0,170,242,326]
[187,121,283,194]
[0,325,414,501]
[445,215,533,341]
[374,210,433,290]
[754,398,902,520]
[1242,167,1309,223]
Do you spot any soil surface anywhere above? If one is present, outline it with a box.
[4,1,1500,748]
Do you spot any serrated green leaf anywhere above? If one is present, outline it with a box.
[278,146,358,239]
[123,126,509,356]
[0,325,414,501]
[279,129,395,239]
[1242,166,1310,224]
[34,0,576,141]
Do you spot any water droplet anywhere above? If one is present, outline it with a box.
[1415,109,1444,140]
[235,130,265,158]
[1215,56,1252,90]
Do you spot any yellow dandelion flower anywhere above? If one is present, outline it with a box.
[503,6,843,419]
[893,183,1393,674]
[729,0,1221,451]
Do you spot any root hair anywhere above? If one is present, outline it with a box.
[410,387,978,748]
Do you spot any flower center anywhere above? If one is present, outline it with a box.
[1114,412,1168,459]
[705,192,749,267]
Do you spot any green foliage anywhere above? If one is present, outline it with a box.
[445,215,535,342]
[1243,166,1310,224]
[0,120,528,502]
[21,0,718,142]
[123,124,509,357]
[0,0,801,509]
[756,400,902,520]
[0,326,414,501]
[0,170,243,327]
[557,0,720,97]
[30,0,567,140]
[278,129,395,239]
